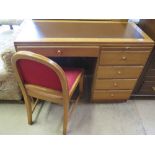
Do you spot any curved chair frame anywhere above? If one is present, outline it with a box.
[12,51,84,134]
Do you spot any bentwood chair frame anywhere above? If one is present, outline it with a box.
[11,51,84,134]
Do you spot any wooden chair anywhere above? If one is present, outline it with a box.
[11,51,84,134]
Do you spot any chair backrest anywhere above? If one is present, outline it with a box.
[11,51,69,93]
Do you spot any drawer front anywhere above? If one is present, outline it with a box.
[139,81,155,95]
[100,51,150,65]
[92,90,132,101]
[97,66,143,79]
[145,76,155,81]
[95,79,137,90]
[147,69,155,76]
[141,81,155,90]
[139,90,155,95]
[16,46,99,57]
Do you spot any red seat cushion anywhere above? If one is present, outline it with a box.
[63,67,82,91]
[17,59,82,91]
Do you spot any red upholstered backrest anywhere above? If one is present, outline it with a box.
[17,59,62,91]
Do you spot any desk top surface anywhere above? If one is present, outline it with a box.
[15,20,153,44]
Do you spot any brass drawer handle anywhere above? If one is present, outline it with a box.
[113,82,118,87]
[152,87,155,91]
[125,47,130,49]
[110,93,114,97]
[57,50,62,55]
[122,56,127,60]
[117,71,122,74]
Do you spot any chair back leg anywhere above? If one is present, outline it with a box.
[23,95,33,125]
[63,99,69,135]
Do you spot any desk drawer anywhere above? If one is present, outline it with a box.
[16,46,99,57]
[95,79,137,90]
[92,90,132,101]
[147,69,155,76]
[97,66,143,79]
[145,76,155,81]
[100,51,150,65]
[139,81,155,95]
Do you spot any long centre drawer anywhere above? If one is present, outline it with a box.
[15,46,99,57]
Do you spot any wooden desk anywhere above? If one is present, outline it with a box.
[14,20,154,102]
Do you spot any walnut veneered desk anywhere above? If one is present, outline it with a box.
[14,20,154,102]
